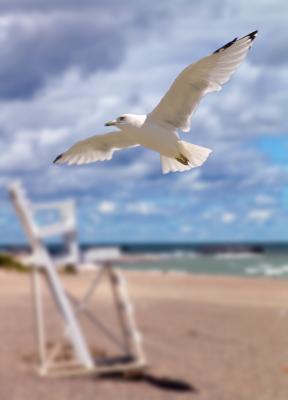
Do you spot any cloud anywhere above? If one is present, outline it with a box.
[247,209,273,223]
[252,27,288,67]
[125,201,159,215]
[0,3,170,99]
[98,201,117,214]
[254,194,275,205]
[0,0,288,243]
[220,212,236,224]
[0,13,126,99]
[202,208,237,224]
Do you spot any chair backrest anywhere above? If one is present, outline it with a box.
[8,181,43,252]
[8,181,80,267]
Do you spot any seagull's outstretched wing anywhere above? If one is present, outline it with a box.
[149,30,258,132]
[53,131,139,165]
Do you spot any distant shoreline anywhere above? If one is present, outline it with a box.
[1,241,288,255]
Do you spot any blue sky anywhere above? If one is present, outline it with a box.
[0,0,288,244]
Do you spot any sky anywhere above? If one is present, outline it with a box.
[0,0,288,245]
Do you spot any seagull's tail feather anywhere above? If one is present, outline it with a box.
[160,155,192,174]
[178,140,212,167]
[160,141,212,174]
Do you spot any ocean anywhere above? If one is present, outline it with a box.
[115,243,288,278]
[120,251,288,278]
[2,242,288,278]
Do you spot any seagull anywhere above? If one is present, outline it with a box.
[54,30,258,174]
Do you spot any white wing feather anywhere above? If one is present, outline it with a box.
[54,131,139,165]
[149,31,258,132]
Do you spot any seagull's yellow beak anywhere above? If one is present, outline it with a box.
[105,120,117,127]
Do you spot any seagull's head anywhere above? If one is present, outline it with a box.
[105,114,146,129]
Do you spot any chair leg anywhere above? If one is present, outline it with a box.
[106,263,145,363]
[31,267,46,370]
[41,252,94,370]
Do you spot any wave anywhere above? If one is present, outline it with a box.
[245,263,288,277]
[214,252,260,260]
[142,250,198,260]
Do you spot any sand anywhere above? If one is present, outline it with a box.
[0,269,288,400]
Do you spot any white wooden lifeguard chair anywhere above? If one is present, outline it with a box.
[8,181,146,377]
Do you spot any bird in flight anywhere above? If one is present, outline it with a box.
[54,30,258,174]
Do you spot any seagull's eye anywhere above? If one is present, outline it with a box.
[118,116,125,122]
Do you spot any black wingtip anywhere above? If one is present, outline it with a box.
[213,30,258,54]
[241,30,258,42]
[53,153,63,164]
[213,37,237,54]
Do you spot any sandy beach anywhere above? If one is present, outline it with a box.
[0,269,288,400]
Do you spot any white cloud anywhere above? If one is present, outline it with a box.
[254,194,275,205]
[202,209,237,224]
[0,140,35,171]
[98,201,117,214]
[126,201,159,215]
[220,212,236,224]
[247,209,273,223]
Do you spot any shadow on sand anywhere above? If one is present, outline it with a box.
[98,372,197,393]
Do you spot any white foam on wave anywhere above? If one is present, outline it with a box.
[214,252,260,260]
[145,251,198,260]
[246,263,288,277]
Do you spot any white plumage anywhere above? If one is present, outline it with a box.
[54,131,139,165]
[54,31,258,174]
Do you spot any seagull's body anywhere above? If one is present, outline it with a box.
[124,115,177,157]
[54,31,258,173]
